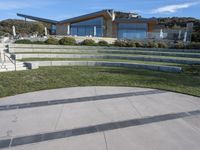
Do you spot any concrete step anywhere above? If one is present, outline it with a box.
[9,44,200,53]
[27,60,182,73]
[15,50,200,58]
[16,54,200,65]
[0,67,27,72]
[0,61,27,72]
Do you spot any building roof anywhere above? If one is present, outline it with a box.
[59,9,113,24]
[17,10,157,25]
[17,13,58,24]
[17,10,113,25]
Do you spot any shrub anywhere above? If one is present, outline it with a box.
[114,40,127,47]
[135,41,143,47]
[59,37,76,45]
[32,41,45,44]
[15,39,32,44]
[148,42,158,48]
[173,42,185,49]
[126,41,136,47]
[81,39,96,46]
[45,38,59,45]
[98,40,109,46]
[186,42,200,49]
[158,42,168,48]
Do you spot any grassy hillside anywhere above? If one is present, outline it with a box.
[158,17,200,42]
[0,19,47,36]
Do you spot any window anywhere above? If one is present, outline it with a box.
[118,23,148,39]
[70,17,104,37]
[51,25,56,35]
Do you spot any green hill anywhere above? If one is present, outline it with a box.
[0,19,47,36]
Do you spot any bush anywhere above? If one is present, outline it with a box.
[135,41,143,47]
[81,39,96,46]
[148,42,158,48]
[59,37,76,45]
[32,41,45,44]
[15,39,32,44]
[98,40,109,46]
[126,41,136,47]
[186,42,200,49]
[114,40,127,47]
[192,32,200,42]
[45,38,59,45]
[173,42,185,49]
[158,42,168,48]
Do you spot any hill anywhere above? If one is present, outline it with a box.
[158,17,200,42]
[0,19,47,36]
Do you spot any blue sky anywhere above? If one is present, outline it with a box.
[0,0,200,21]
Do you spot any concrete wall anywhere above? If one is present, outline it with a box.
[26,61,182,73]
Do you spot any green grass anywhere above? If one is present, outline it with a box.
[0,66,200,98]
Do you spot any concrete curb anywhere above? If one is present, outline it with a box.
[17,54,200,65]
[26,61,182,73]
[9,44,200,53]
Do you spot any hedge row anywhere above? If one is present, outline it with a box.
[15,37,200,49]
[15,37,109,46]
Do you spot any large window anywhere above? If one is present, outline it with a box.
[51,25,56,35]
[70,17,104,37]
[118,23,147,39]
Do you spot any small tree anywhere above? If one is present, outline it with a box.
[81,39,96,46]
[98,40,109,46]
[45,38,59,45]
[59,37,76,45]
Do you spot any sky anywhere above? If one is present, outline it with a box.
[0,0,200,21]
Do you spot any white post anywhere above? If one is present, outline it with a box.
[159,29,163,39]
[12,26,16,37]
[178,30,181,40]
[183,31,187,42]
[67,25,70,35]
[0,45,3,62]
[94,26,97,37]
[44,27,48,36]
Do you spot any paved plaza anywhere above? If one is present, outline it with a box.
[0,86,200,150]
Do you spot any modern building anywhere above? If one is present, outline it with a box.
[17,9,158,40]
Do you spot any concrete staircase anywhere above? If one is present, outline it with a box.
[0,44,28,72]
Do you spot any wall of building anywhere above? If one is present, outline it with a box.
[105,19,113,37]
[56,23,69,35]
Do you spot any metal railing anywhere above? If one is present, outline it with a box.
[0,45,16,71]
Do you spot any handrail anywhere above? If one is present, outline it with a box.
[0,44,16,71]
[3,52,16,71]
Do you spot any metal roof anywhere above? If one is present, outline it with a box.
[17,10,157,25]
[17,13,58,24]
[59,9,113,24]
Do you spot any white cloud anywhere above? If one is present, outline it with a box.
[0,0,57,10]
[0,1,30,10]
[152,2,199,14]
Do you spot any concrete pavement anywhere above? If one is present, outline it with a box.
[0,86,200,150]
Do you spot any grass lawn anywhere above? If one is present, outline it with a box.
[0,66,200,98]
